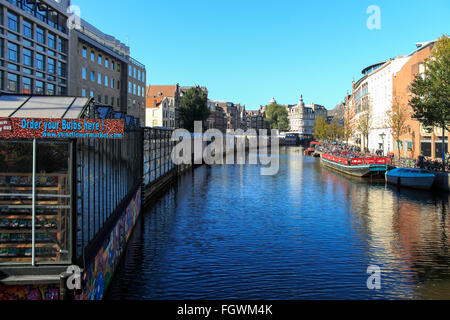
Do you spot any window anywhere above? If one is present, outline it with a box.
[133,67,137,78]
[111,61,115,71]
[47,83,55,95]
[58,86,66,95]
[7,73,18,92]
[7,42,18,62]
[82,67,87,79]
[36,27,45,44]
[82,88,87,97]
[91,51,95,61]
[35,80,44,94]
[98,73,102,84]
[105,75,108,87]
[58,62,66,77]
[90,71,95,82]
[128,65,132,76]
[58,38,67,54]
[105,95,108,105]
[111,78,115,89]
[138,70,141,81]
[48,57,56,74]
[90,90,94,98]
[82,46,87,58]
[22,77,32,93]
[23,20,33,39]
[97,95,102,103]
[105,59,109,68]
[7,12,18,32]
[23,48,33,67]
[36,53,45,71]
[133,83,137,95]
[48,33,56,49]
[98,55,102,65]
[128,81,132,93]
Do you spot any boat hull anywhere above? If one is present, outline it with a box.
[386,171,435,190]
[321,158,388,178]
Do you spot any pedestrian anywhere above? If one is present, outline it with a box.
[417,152,425,169]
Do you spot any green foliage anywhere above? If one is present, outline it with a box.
[328,118,343,141]
[265,103,289,131]
[410,35,450,131]
[180,87,210,132]
[410,35,450,166]
[314,115,329,141]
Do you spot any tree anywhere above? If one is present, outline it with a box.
[179,86,210,132]
[329,118,343,141]
[385,101,410,159]
[265,103,289,131]
[342,104,355,145]
[410,35,450,170]
[356,103,372,152]
[314,115,329,141]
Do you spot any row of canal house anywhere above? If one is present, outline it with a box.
[0,0,146,125]
[0,94,181,300]
[347,39,448,160]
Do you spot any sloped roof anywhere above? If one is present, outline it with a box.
[146,96,166,108]
[146,85,177,98]
[0,95,91,119]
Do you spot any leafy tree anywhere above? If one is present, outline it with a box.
[314,115,329,141]
[328,118,343,141]
[180,86,210,132]
[265,103,289,131]
[356,103,373,152]
[342,103,355,145]
[385,101,410,159]
[410,35,450,169]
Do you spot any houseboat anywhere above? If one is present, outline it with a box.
[386,168,436,190]
[321,154,392,178]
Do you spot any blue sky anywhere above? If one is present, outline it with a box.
[72,0,449,110]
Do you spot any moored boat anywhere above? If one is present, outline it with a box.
[385,168,436,190]
[321,154,392,178]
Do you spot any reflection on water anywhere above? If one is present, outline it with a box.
[107,147,450,300]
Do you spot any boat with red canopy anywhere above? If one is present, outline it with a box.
[321,153,392,177]
[304,142,320,156]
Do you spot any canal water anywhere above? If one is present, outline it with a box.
[106,147,450,300]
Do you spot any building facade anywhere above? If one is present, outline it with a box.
[146,84,180,128]
[288,94,327,138]
[145,96,176,129]
[365,57,411,154]
[393,40,448,160]
[0,0,70,96]
[68,17,146,125]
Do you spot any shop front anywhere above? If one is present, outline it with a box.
[0,95,142,300]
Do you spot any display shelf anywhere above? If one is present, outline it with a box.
[0,173,69,263]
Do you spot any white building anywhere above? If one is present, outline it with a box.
[288,94,327,138]
[145,97,176,129]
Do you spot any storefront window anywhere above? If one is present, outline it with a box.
[0,140,72,265]
[421,142,432,157]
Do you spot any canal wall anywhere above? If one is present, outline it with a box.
[76,187,142,300]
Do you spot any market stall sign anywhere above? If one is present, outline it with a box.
[0,118,124,139]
